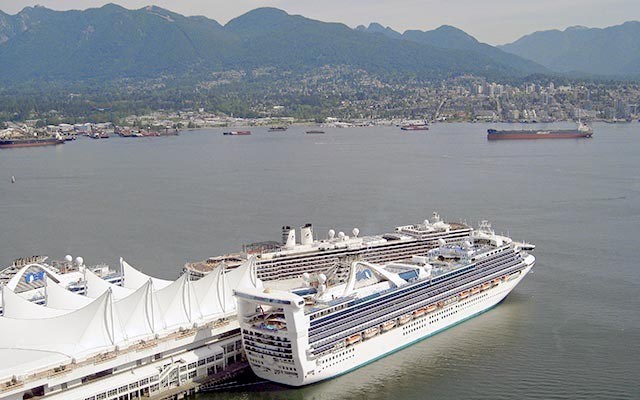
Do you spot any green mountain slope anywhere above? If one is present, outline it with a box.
[0,5,546,83]
[499,22,640,76]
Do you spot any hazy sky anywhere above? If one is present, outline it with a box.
[2,0,639,44]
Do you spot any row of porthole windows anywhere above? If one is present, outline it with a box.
[320,347,355,364]
[319,353,355,371]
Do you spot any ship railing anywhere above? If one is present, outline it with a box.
[308,249,514,327]
[308,257,524,350]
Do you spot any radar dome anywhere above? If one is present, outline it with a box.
[302,272,310,281]
[328,229,336,239]
[318,273,327,283]
[64,255,73,263]
[352,228,360,237]
[75,256,84,266]
[338,231,345,239]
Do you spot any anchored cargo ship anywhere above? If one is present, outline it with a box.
[184,213,473,281]
[0,136,65,148]
[235,221,535,386]
[487,122,593,140]
[223,130,251,135]
[401,124,429,131]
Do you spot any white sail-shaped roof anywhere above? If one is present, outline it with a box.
[0,291,116,358]
[45,276,94,310]
[113,280,156,341]
[220,258,261,313]
[154,274,194,330]
[191,267,225,318]
[1,285,68,319]
[85,268,133,300]
[121,258,172,290]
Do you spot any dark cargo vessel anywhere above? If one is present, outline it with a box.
[488,122,593,140]
[0,136,65,148]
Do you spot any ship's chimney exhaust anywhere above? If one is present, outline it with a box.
[301,223,313,246]
[282,226,296,249]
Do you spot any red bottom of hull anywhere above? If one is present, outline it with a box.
[488,133,592,140]
[0,141,64,148]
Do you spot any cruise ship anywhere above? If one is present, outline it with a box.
[185,213,473,281]
[235,221,535,386]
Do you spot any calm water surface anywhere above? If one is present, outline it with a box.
[0,123,638,399]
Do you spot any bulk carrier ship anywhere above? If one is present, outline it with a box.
[235,221,535,386]
[0,135,65,148]
[487,122,593,140]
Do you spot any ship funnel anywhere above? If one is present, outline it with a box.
[301,223,313,246]
[282,226,296,249]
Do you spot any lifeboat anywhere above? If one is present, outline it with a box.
[501,275,509,281]
[364,327,380,339]
[436,301,445,308]
[492,278,501,286]
[481,282,491,291]
[398,314,412,325]
[346,334,362,346]
[413,308,426,318]
[426,304,437,313]
[459,290,470,299]
[470,287,480,295]
[381,320,396,332]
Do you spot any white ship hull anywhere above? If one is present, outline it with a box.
[248,261,533,386]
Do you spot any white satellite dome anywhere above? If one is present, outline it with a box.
[74,256,84,266]
[328,229,336,239]
[64,254,73,263]
[352,228,360,237]
[318,273,327,283]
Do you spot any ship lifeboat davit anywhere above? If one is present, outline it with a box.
[398,314,412,325]
[364,327,380,339]
[413,308,427,318]
[470,287,480,295]
[426,304,437,313]
[346,334,362,346]
[492,278,501,286]
[381,320,396,332]
[459,290,470,299]
[481,282,491,291]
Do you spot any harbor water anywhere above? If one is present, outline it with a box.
[0,123,638,399]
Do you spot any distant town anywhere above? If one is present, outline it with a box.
[2,72,639,142]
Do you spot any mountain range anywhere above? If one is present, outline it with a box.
[0,4,545,83]
[0,4,637,84]
[498,22,640,77]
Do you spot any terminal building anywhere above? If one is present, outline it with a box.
[0,258,260,400]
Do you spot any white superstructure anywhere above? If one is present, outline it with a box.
[0,258,261,400]
[186,213,473,281]
[235,222,535,386]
